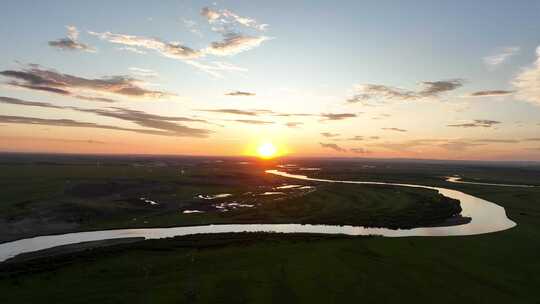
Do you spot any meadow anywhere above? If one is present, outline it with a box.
[0,154,539,303]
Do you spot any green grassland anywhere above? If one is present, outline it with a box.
[0,158,463,242]
[0,155,539,303]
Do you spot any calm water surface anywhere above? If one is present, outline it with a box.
[0,169,517,262]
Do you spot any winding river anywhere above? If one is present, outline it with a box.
[0,169,518,263]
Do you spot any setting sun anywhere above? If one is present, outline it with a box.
[257,142,277,159]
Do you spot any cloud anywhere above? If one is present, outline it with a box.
[525,138,540,141]
[468,90,514,97]
[74,95,118,103]
[129,67,158,78]
[320,142,346,152]
[382,127,407,132]
[200,7,268,31]
[512,46,540,106]
[225,90,255,96]
[204,33,269,56]
[320,113,357,121]
[447,120,501,128]
[0,115,209,137]
[89,31,202,59]
[0,136,107,145]
[348,79,463,104]
[0,96,212,137]
[472,139,519,143]
[184,60,247,78]
[347,136,364,141]
[182,19,203,37]
[198,108,273,116]
[116,46,147,54]
[484,46,520,68]
[200,7,221,22]
[0,65,172,99]
[439,141,485,151]
[350,147,369,154]
[321,132,340,138]
[285,122,302,128]
[231,119,274,125]
[0,96,65,109]
[48,25,95,52]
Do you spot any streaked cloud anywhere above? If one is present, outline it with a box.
[129,67,158,78]
[0,96,212,137]
[89,31,202,59]
[198,108,272,116]
[320,113,357,121]
[472,139,519,143]
[350,147,369,154]
[468,90,514,97]
[484,46,519,68]
[204,33,269,56]
[231,119,274,125]
[0,115,209,137]
[0,65,172,99]
[285,122,303,128]
[0,136,107,145]
[348,79,463,104]
[320,142,346,152]
[512,46,540,106]
[200,7,268,31]
[225,90,255,96]
[447,120,501,128]
[439,141,485,151]
[382,127,407,132]
[321,132,340,138]
[48,25,95,52]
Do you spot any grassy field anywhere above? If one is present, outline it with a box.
[0,155,539,303]
[0,155,464,242]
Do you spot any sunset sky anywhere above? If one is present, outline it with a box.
[1,0,540,160]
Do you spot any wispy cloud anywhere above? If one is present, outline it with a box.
[467,90,514,97]
[320,142,346,152]
[0,96,212,137]
[321,132,340,138]
[48,26,95,52]
[285,122,303,128]
[197,108,272,116]
[447,120,501,128]
[231,119,274,125]
[484,46,520,68]
[350,147,369,154]
[512,46,540,106]
[0,115,209,137]
[0,136,107,145]
[89,31,202,59]
[182,19,203,37]
[225,90,255,96]
[382,127,407,132]
[320,113,357,121]
[129,67,158,78]
[204,33,270,56]
[439,141,485,151]
[348,79,463,104]
[200,7,268,31]
[0,65,173,99]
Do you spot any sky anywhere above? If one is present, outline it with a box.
[1,0,540,160]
